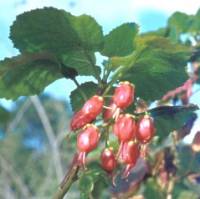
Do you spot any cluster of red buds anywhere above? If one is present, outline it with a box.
[70,81,155,178]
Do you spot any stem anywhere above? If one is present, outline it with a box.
[104,126,110,147]
[84,50,102,84]
[102,81,115,96]
[102,62,112,83]
[53,154,79,199]
[102,48,144,96]
[72,77,88,102]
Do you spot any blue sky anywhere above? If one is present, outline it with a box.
[0,0,200,142]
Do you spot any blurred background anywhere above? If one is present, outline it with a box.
[0,0,200,198]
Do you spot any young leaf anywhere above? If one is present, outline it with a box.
[101,23,138,57]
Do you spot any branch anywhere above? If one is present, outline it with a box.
[53,154,79,199]
[30,96,63,181]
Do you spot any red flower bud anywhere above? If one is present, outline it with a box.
[113,114,136,141]
[113,81,134,109]
[103,102,118,121]
[120,141,139,165]
[120,141,139,178]
[82,95,104,119]
[70,95,104,131]
[101,148,117,172]
[136,115,155,144]
[77,125,100,167]
[70,110,93,130]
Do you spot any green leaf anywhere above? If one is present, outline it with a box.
[177,145,200,175]
[167,12,193,42]
[70,14,104,51]
[79,163,109,199]
[111,36,190,101]
[0,105,10,129]
[79,175,94,194]
[149,104,198,118]
[10,7,79,55]
[176,190,199,199]
[10,8,103,78]
[173,182,199,199]
[141,27,168,37]
[151,105,198,142]
[70,82,98,112]
[62,51,101,76]
[62,14,103,77]
[144,178,165,199]
[168,12,193,33]
[0,53,62,99]
[184,178,200,196]
[102,23,138,57]
[189,9,200,32]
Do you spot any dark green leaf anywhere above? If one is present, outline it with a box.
[70,14,104,51]
[148,104,198,118]
[62,51,101,76]
[173,182,199,199]
[70,82,98,112]
[10,7,79,55]
[111,36,191,101]
[144,178,165,199]
[176,190,199,199]
[0,105,10,129]
[141,27,168,37]
[79,163,110,199]
[79,175,94,194]
[177,145,200,175]
[102,23,138,57]
[151,105,198,142]
[10,8,103,78]
[189,9,200,32]
[0,53,62,99]
[183,178,200,196]
[168,12,193,33]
